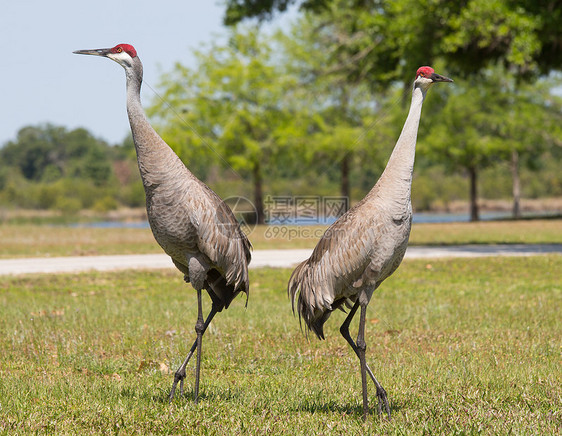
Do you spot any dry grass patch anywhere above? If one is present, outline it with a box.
[0,219,560,257]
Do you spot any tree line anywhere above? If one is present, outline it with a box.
[0,125,144,213]
[1,0,561,221]
[219,0,562,221]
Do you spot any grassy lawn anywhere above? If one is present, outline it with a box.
[0,219,561,258]
[0,256,560,433]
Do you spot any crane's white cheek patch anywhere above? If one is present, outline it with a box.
[108,52,133,65]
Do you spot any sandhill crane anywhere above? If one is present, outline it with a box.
[74,44,251,402]
[288,67,452,420]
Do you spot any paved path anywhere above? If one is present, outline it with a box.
[0,244,560,276]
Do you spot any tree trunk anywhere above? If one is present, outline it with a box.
[253,161,265,225]
[511,149,521,219]
[469,165,479,222]
[341,153,351,213]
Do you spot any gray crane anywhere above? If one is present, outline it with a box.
[288,67,452,420]
[74,44,251,403]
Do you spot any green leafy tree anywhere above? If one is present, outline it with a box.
[150,28,303,224]
[224,0,562,81]
[1,124,112,185]
[0,124,123,212]
[278,19,386,208]
[225,0,562,220]
[420,68,561,221]
[420,88,505,221]
[491,75,562,217]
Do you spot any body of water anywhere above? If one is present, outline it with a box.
[73,210,554,228]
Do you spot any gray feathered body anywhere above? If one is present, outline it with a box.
[288,84,428,339]
[126,57,251,311]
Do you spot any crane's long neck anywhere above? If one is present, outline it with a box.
[372,85,427,206]
[125,61,159,157]
[124,60,187,189]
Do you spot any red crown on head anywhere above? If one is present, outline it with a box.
[416,66,434,78]
[111,44,137,58]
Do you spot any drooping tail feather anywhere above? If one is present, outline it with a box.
[287,260,328,340]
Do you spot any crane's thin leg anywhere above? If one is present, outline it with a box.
[340,301,391,419]
[340,303,379,383]
[168,304,218,402]
[357,304,370,421]
[193,289,205,403]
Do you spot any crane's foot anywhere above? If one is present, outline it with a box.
[376,385,391,419]
[168,368,186,402]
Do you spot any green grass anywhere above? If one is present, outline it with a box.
[1,256,560,433]
[0,219,561,258]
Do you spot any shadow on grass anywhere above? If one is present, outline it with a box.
[146,385,244,405]
[118,379,408,421]
[293,396,405,419]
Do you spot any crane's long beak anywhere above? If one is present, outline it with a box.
[73,48,112,57]
[431,73,453,83]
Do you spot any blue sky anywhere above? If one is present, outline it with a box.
[0,1,255,146]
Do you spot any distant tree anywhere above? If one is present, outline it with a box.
[225,0,562,219]
[420,68,562,220]
[420,88,505,221]
[494,75,562,217]
[276,19,386,209]
[0,124,125,212]
[150,28,303,224]
[0,124,112,185]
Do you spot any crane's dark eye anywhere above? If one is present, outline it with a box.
[116,47,123,53]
